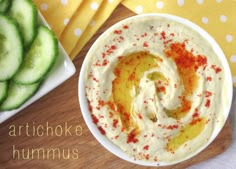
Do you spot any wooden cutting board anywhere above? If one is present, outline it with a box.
[0,4,232,169]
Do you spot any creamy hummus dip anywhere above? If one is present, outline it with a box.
[83,15,230,163]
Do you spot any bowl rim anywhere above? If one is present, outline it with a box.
[78,13,233,166]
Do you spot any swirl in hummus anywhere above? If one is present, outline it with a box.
[83,15,231,163]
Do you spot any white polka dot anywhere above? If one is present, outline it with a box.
[201,17,208,24]
[220,15,227,23]
[156,1,164,9]
[177,0,185,6]
[135,5,143,14]
[230,55,236,63]
[74,28,82,37]
[108,0,114,3]
[196,0,204,4]
[61,0,68,5]
[63,18,69,25]
[226,34,233,42]
[233,76,236,83]
[40,3,48,11]
[89,20,96,27]
[216,0,222,3]
[90,2,99,10]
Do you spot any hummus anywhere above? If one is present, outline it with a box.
[83,15,231,163]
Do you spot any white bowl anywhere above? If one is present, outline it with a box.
[0,12,76,123]
[79,14,233,166]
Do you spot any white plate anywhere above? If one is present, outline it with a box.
[0,12,76,123]
[79,14,233,166]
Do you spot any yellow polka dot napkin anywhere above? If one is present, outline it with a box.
[70,0,122,58]
[33,0,83,38]
[33,0,236,86]
[33,0,122,60]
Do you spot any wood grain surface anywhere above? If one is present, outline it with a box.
[0,4,232,169]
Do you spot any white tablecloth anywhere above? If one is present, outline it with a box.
[189,88,236,169]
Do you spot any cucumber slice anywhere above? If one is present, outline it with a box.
[13,26,58,84]
[0,81,7,103]
[0,0,11,13]
[0,14,23,81]
[0,81,40,111]
[8,0,37,47]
